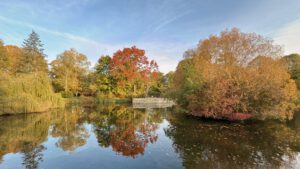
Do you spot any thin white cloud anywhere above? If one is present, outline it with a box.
[273,20,300,55]
[153,10,192,33]
[0,15,118,53]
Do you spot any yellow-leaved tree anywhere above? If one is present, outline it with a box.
[172,28,297,121]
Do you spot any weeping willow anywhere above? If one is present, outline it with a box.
[0,73,64,115]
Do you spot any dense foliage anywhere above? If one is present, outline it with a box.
[91,46,160,98]
[1,28,300,120]
[49,46,162,99]
[110,46,159,97]
[50,48,90,96]
[282,54,300,89]
[0,32,63,114]
[171,28,298,120]
[0,73,63,115]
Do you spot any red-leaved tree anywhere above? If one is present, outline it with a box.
[110,46,159,97]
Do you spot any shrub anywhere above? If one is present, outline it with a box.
[61,91,74,98]
[148,86,161,97]
[0,73,64,115]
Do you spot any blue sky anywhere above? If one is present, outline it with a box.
[1,0,300,73]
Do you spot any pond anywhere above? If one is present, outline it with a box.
[0,103,300,169]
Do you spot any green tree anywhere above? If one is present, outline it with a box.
[18,31,48,73]
[80,72,98,96]
[50,48,90,96]
[94,55,115,96]
[282,54,300,89]
[172,58,201,108]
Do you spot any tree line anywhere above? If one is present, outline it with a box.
[0,31,170,115]
[1,29,300,120]
[50,46,161,98]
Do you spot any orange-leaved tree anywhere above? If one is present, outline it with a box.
[172,28,297,121]
[110,46,159,97]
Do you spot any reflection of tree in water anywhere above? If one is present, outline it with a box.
[0,112,50,163]
[165,113,300,169]
[110,121,158,158]
[51,106,89,151]
[22,144,46,169]
[89,105,163,158]
[0,105,91,167]
[289,111,300,131]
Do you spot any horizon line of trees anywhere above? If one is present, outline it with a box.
[0,31,169,103]
[2,29,300,120]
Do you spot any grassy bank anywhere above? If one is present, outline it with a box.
[97,98,132,104]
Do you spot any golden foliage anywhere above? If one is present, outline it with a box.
[0,73,64,115]
[50,48,90,95]
[172,28,298,120]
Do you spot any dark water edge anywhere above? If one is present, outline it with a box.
[0,104,300,169]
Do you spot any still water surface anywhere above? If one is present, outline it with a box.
[0,104,300,169]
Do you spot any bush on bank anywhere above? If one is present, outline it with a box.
[0,73,64,115]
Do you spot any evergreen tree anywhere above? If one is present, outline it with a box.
[18,31,48,73]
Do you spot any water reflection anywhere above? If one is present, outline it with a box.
[0,104,300,169]
[89,105,163,158]
[51,107,89,151]
[0,104,163,165]
[0,112,51,165]
[22,145,46,169]
[165,113,300,169]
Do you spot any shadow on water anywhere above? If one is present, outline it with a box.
[0,103,300,169]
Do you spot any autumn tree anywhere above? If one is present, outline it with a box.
[0,38,63,115]
[110,46,159,97]
[195,28,283,66]
[0,41,24,75]
[5,45,23,75]
[50,48,90,96]
[0,40,8,72]
[172,28,297,121]
[18,31,48,73]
